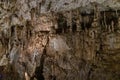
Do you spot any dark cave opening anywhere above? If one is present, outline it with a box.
[11,25,15,37]
[72,21,77,33]
[56,14,68,34]
[80,13,94,30]
[32,48,46,80]
[100,11,119,31]
[49,75,56,80]
[33,57,45,80]
[56,28,62,34]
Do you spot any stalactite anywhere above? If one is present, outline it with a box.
[69,11,72,32]
[52,13,58,30]
[76,8,81,32]
[118,17,120,30]
[3,0,5,10]
[94,4,99,20]
[37,2,40,15]
[21,24,27,50]
[111,21,114,32]
[108,25,111,33]
[116,10,118,17]
[8,38,11,55]
[103,12,107,31]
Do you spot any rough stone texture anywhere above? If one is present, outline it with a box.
[0,0,120,80]
[39,0,120,13]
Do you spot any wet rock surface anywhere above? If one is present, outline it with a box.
[0,0,120,80]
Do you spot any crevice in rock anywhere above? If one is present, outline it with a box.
[34,52,45,80]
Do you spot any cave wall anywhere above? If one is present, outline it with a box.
[0,0,120,80]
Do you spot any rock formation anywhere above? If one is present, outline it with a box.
[0,0,120,80]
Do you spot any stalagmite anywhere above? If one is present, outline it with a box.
[25,72,30,80]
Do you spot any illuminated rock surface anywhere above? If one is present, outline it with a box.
[0,0,120,80]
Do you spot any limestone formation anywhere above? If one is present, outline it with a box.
[0,0,120,80]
